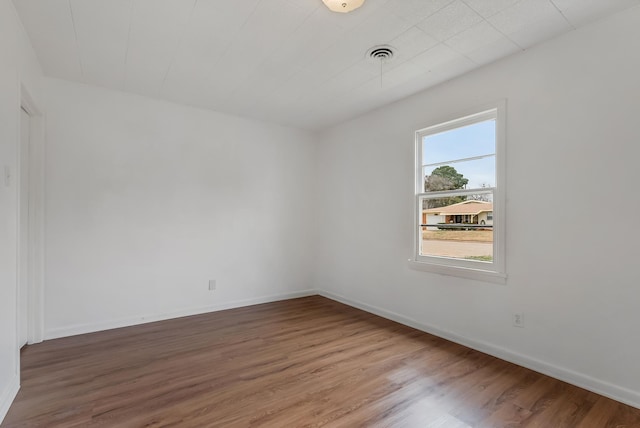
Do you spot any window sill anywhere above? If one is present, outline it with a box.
[408,259,507,285]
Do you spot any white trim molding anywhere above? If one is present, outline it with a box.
[0,374,19,424]
[318,290,640,410]
[20,83,45,345]
[45,290,317,340]
[412,100,507,283]
[407,259,507,284]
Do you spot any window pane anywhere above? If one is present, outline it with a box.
[419,195,494,262]
[422,119,495,166]
[422,156,495,192]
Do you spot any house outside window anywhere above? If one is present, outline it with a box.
[410,102,506,283]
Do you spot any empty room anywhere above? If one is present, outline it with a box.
[1,0,640,426]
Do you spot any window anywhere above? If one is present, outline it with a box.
[410,102,506,283]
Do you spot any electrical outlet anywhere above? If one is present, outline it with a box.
[208,280,216,291]
[513,313,524,328]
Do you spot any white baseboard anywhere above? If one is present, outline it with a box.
[45,289,317,340]
[0,374,19,425]
[319,290,640,410]
[37,288,640,410]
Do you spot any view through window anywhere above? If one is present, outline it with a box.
[417,111,497,264]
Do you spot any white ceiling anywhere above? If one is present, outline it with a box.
[13,0,640,130]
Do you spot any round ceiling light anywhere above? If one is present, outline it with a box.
[322,0,365,13]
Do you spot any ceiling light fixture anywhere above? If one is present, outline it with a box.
[322,0,365,13]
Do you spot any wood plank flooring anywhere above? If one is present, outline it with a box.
[3,296,639,427]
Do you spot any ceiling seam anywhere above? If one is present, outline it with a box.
[459,0,525,52]
[122,0,136,89]
[269,1,461,125]
[158,0,199,96]
[222,4,323,107]
[218,0,392,111]
[549,0,576,30]
[304,0,457,90]
[199,0,266,105]
[68,0,85,77]
[22,0,630,131]
[384,27,452,73]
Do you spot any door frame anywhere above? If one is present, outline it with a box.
[18,84,44,345]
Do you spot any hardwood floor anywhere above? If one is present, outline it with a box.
[3,296,639,427]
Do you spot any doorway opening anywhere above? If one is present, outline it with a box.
[18,86,44,346]
[18,107,29,348]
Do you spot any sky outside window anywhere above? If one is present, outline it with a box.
[422,120,496,189]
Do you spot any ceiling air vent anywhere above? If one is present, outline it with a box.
[366,45,395,62]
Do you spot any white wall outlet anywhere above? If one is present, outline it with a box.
[208,279,216,291]
[513,313,524,328]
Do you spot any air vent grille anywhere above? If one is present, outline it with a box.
[367,45,395,61]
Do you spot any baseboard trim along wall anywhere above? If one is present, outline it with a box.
[45,289,317,340]
[0,374,19,423]
[36,288,640,410]
[318,290,640,411]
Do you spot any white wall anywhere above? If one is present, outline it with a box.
[44,78,316,338]
[0,0,43,420]
[3,2,639,422]
[315,7,640,407]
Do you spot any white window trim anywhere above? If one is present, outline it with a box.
[409,100,507,284]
